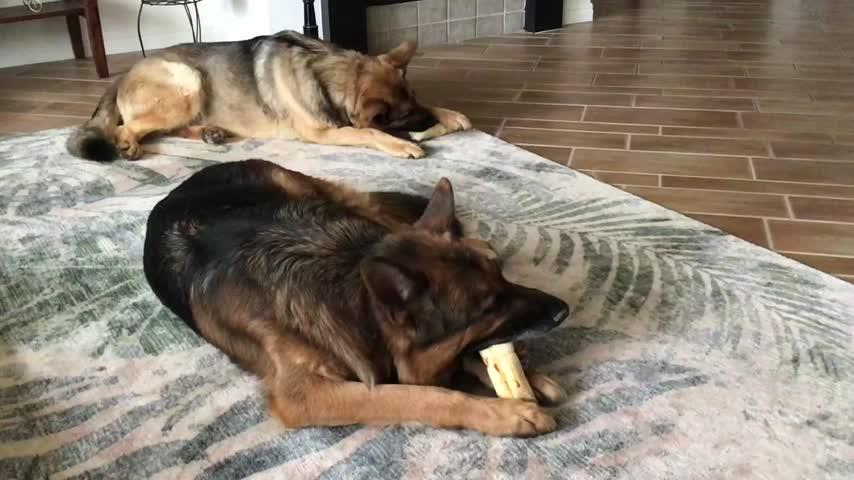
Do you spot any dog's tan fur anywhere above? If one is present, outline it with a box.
[67,31,470,162]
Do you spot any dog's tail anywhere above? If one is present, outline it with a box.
[66,77,122,162]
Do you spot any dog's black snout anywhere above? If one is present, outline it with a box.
[549,302,570,324]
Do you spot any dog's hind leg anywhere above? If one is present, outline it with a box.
[116,59,204,159]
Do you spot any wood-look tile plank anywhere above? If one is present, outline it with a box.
[572,149,752,178]
[518,145,572,164]
[442,100,584,121]
[465,69,595,85]
[757,99,854,115]
[589,171,660,186]
[0,90,100,104]
[584,106,740,128]
[734,77,854,93]
[0,113,81,134]
[685,213,769,247]
[523,84,663,95]
[32,101,94,117]
[781,252,854,276]
[631,134,769,156]
[504,119,659,134]
[634,95,756,111]
[788,197,854,223]
[771,141,854,161]
[661,126,833,143]
[481,45,604,60]
[752,158,854,186]
[624,186,789,217]
[603,48,729,60]
[437,59,536,71]
[638,39,752,51]
[659,88,809,100]
[536,61,638,73]
[518,91,633,106]
[768,220,854,256]
[499,127,627,149]
[417,86,520,102]
[661,176,854,198]
[0,99,39,114]
[637,63,747,76]
[595,73,734,89]
[742,112,854,133]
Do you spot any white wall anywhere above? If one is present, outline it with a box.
[563,0,593,25]
[0,0,321,69]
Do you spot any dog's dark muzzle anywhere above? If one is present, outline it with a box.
[470,290,571,352]
[382,104,438,139]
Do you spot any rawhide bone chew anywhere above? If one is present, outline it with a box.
[479,343,536,402]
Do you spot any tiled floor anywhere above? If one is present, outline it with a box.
[1,0,854,283]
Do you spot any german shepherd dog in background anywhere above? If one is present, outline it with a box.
[144,159,570,436]
[67,31,470,162]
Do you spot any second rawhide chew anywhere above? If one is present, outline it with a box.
[479,342,536,402]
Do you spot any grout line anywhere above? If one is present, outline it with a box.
[736,111,744,128]
[657,174,662,187]
[766,141,776,158]
[493,118,508,138]
[567,148,576,166]
[658,125,663,135]
[626,134,632,150]
[580,105,588,121]
[748,157,757,179]
[783,195,796,219]
[762,218,775,250]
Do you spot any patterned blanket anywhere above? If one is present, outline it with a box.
[0,129,852,479]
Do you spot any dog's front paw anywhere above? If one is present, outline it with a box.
[436,108,472,132]
[380,137,425,159]
[475,398,556,437]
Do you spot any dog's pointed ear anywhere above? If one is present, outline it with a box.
[361,258,423,308]
[380,41,417,69]
[414,177,456,236]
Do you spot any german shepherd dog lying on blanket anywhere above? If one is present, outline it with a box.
[67,31,470,162]
[143,160,570,436]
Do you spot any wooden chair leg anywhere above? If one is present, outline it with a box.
[65,14,85,59]
[83,2,109,78]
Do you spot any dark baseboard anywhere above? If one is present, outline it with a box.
[321,0,369,52]
[525,0,564,33]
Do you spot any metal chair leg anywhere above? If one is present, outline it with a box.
[194,1,202,42]
[137,2,146,57]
